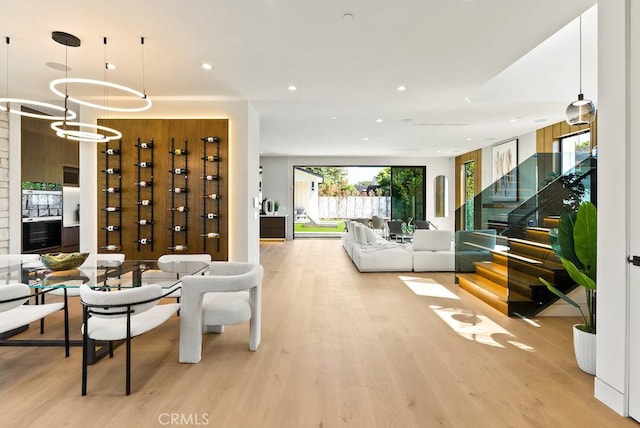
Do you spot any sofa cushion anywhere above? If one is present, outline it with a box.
[412,230,452,251]
[363,226,378,245]
[354,224,368,245]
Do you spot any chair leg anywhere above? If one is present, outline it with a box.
[125,336,131,395]
[81,309,88,396]
[63,291,70,357]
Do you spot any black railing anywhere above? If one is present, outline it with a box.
[455,152,596,316]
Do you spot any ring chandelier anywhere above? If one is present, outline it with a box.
[51,121,122,143]
[2,37,77,121]
[50,78,152,113]
[0,98,76,120]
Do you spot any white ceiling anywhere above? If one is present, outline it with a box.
[1,0,597,157]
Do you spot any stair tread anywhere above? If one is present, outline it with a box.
[457,273,507,300]
[475,262,544,285]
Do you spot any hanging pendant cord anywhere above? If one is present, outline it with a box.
[5,37,9,99]
[63,44,69,132]
[140,36,147,99]
[579,15,583,95]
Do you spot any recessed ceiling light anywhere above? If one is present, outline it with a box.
[464,97,471,103]
[510,118,516,123]
[466,138,472,141]
[105,63,117,70]
[202,63,213,70]
[401,118,413,123]
[330,116,336,120]
[363,137,369,141]
[342,13,354,21]
[288,85,297,91]
[397,85,406,91]
[534,118,548,123]
[376,118,383,123]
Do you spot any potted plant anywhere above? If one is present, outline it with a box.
[274,200,280,215]
[539,201,597,374]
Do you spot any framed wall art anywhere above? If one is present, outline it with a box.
[491,139,518,202]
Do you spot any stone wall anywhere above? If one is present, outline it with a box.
[0,112,9,252]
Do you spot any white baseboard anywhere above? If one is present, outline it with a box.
[595,377,628,416]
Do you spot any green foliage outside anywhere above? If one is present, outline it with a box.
[305,167,357,196]
[294,221,345,233]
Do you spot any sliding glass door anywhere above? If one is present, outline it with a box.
[390,166,425,222]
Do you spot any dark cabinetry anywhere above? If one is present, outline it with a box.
[260,215,286,240]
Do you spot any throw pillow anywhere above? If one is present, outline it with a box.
[363,226,378,245]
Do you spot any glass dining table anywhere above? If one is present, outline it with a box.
[0,257,209,363]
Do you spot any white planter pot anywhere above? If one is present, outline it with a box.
[573,324,596,375]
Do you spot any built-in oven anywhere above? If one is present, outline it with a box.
[22,189,63,252]
[22,219,62,252]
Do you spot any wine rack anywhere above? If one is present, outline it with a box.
[168,138,189,252]
[201,135,221,252]
[100,140,122,251]
[135,138,155,251]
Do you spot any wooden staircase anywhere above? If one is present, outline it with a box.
[456,224,572,316]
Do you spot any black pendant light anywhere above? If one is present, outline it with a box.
[566,15,596,126]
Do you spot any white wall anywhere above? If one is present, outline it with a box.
[481,132,537,191]
[594,0,633,415]
[260,156,455,239]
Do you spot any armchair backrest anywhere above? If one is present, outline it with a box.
[183,262,263,293]
[80,284,162,318]
[157,254,212,273]
[0,283,30,313]
[387,220,403,235]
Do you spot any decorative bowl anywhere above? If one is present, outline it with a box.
[40,252,89,271]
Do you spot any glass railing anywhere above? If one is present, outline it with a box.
[455,152,596,316]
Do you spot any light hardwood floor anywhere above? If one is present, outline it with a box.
[0,239,636,427]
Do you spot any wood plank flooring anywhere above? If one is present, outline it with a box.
[0,238,636,427]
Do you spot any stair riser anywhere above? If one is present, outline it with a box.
[458,276,508,315]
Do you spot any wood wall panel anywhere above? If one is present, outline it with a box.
[454,148,482,230]
[97,118,228,261]
[536,119,597,153]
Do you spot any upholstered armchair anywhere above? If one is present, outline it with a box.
[0,283,70,356]
[79,284,180,395]
[179,262,263,363]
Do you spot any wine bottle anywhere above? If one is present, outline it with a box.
[135,180,152,187]
[104,206,120,212]
[135,238,152,245]
[200,193,219,200]
[170,148,187,155]
[135,161,152,168]
[168,245,187,252]
[135,219,153,225]
[201,155,219,162]
[171,225,187,232]
[201,175,218,181]
[204,136,220,143]
[169,187,188,194]
[168,206,188,212]
[102,148,120,155]
[171,168,187,174]
[103,225,120,231]
[136,141,154,149]
[203,213,219,219]
[100,244,121,251]
[102,168,120,174]
[102,187,120,193]
[201,232,220,238]
[137,199,152,206]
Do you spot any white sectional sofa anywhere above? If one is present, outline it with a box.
[342,221,454,272]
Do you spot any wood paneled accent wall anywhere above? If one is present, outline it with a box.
[536,120,597,152]
[97,118,228,261]
[454,148,482,230]
[454,149,482,208]
[21,111,79,184]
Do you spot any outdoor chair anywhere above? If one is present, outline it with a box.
[386,220,404,240]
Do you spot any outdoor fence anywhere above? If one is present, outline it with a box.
[318,196,391,219]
